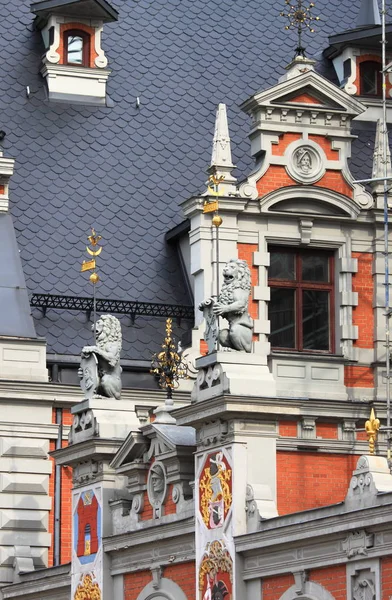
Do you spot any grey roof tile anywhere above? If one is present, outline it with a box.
[0,0,378,359]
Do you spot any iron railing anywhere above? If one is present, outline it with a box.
[30,293,194,322]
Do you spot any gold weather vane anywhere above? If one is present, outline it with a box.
[81,228,103,341]
[280,0,320,58]
[365,408,380,455]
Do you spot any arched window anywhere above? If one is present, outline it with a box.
[359,60,381,96]
[64,30,90,67]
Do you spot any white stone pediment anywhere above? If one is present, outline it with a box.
[241,69,366,118]
[110,430,148,470]
[111,424,195,470]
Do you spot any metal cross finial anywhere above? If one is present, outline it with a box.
[280,0,320,58]
[365,408,380,455]
[150,318,188,400]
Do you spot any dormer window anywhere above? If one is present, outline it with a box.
[64,30,90,67]
[31,0,118,105]
[360,60,381,96]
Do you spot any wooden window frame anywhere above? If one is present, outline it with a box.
[359,60,381,97]
[63,29,90,68]
[268,246,335,354]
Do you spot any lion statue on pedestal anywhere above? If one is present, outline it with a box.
[79,314,122,400]
[200,258,254,353]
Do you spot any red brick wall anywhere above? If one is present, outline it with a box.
[271,133,301,156]
[316,423,338,440]
[290,93,320,104]
[263,574,294,600]
[382,556,392,599]
[140,481,176,520]
[279,421,297,437]
[124,562,195,600]
[256,165,353,198]
[48,408,73,566]
[352,252,374,349]
[344,365,374,388]
[277,452,359,515]
[309,565,346,600]
[140,490,153,521]
[309,135,339,160]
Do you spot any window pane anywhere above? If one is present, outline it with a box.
[302,290,329,350]
[269,251,295,280]
[67,36,83,65]
[269,288,295,348]
[361,61,379,95]
[301,254,329,282]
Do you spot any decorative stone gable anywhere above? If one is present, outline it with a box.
[239,63,373,214]
[110,423,196,531]
[31,0,118,105]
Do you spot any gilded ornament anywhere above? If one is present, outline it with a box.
[365,408,380,455]
[199,452,232,528]
[73,573,101,600]
[198,540,233,591]
[150,318,188,399]
[279,0,320,57]
[212,214,223,227]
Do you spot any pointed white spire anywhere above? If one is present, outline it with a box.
[210,103,234,170]
[207,104,237,195]
[371,118,392,195]
[357,0,381,27]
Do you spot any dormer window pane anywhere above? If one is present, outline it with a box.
[67,36,83,64]
[360,61,381,96]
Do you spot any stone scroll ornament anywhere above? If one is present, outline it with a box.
[78,314,122,400]
[199,259,253,353]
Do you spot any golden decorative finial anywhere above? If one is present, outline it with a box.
[204,172,224,224]
[81,228,103,342]
[365,408,380,455]
[150,318,188,399]
[81,227,103,284]
[280,0,320,57]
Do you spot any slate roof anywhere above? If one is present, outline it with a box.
[0,0,380,359]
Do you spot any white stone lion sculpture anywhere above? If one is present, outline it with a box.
[200,258,253,353]
[80,314,122,399]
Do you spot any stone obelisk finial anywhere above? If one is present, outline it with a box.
[207,103,237,195]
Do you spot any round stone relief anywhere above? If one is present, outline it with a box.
[286,144,325,184]
[147,462,167,507]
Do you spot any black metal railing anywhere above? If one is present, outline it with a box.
[30,293,194,322]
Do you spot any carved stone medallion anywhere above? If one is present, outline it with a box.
[287,144,325,184]
[147,462,167,517]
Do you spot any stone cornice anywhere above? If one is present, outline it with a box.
[1,563,70,598]
[52,438,123,466]
[174,394,380,428]
[236,500,392,579]
[105,517,195,575]
[0,380,190,406]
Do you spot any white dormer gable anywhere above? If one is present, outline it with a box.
[31,0,118,105]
